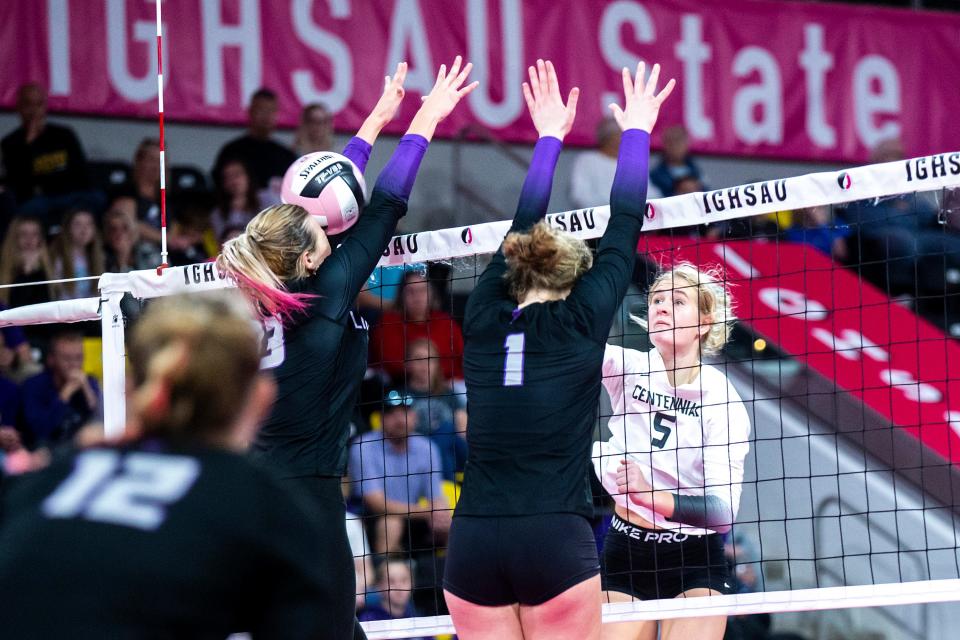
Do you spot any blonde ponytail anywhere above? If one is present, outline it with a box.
[216,204,319,322]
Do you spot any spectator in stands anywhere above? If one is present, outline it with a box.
[405,338,467,481]
[650,124,706,197]
[102,203,161,272]
[0,216,55,309]
[370,270,464,382]
[218,224,246,252]
[213,88,297,191]
[0,376,22,455]
[358,555,431,640]
[0,303,40,383]
[357,266,406,328]
[349,389,451,554]
[0,83,96,220]
[293,103,335,157]
[210,157,280,239]
[167,197,215,266]
[570,116,662,210]
[50,208,105,300]
[785,205,850,262]
[19,330,101,450]
[128,138,163,243]
[844,137,960,297]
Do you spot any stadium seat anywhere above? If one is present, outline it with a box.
[88,160,131,193]
[170,165,208,192]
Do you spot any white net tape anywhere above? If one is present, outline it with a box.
[3,150,960,635]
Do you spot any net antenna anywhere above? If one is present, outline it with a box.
[155,0,169,273]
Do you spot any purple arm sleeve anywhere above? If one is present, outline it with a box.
[609,129,650,215]
[340,137,373,174]
[463,136,564,325]
[511,135,563,232]
[373,134,429,201]
[563,129,651,342]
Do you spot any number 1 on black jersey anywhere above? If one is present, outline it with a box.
[503,333,525,386]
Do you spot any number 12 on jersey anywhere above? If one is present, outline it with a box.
[503,333,525,386]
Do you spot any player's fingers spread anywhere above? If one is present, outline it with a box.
[545,59,559,95]
[522,83,535,112]
[447,56,463,84]
[456,81,480,98]
[451,61,473,89]
[646,63,661,97]
[621,67,633,100]
[656,78,677,104]
[566,87,580,114]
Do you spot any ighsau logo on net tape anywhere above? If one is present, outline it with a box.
[461,227,473,244]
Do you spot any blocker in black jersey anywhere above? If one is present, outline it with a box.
[453,130,651,520]
[252,186,411,479]
[0,443,330,639]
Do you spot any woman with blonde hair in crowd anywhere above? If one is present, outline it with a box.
[50,208,105,300]
[0,290,336,637]
[594,263,751,640]
[217,57,477,640]
[443,59,674,640]
[0,215,55,309]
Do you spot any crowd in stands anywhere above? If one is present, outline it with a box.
[1,78,956,636]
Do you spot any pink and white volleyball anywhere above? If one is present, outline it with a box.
[280,152,367,235]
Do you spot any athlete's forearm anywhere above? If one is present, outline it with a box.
[631,489,676,519]
[373,134,429,201]
[638,491,734,531]
[609,129,650,223]
[511,136,563,232]
[340,136,372,174]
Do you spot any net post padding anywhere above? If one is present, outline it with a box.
[359,579,960,639]
[0,297,101,327]
[100,294,126,439]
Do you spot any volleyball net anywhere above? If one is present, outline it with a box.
[4,151,960,638]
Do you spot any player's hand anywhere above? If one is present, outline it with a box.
[418,56,479,123]
[616,458,652,504]
[609,62,675,134]
[370,62,408,126]
[522,59,579,141]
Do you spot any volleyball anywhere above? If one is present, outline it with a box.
[280,151,366,235]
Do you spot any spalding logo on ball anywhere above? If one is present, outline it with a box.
[281,152,366,235]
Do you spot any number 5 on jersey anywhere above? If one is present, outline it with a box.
[651,412,676,449]
[503,333,525,386]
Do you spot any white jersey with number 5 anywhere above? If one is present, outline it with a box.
[593,345,751,535]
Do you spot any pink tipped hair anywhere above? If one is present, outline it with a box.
[230,270,312,325]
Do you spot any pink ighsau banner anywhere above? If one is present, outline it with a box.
[638,236,960,465]
[2,0,960,162]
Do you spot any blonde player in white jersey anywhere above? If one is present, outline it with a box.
[593,263,751,640]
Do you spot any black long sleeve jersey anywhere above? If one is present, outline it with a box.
[251,187,409,478]
[454,130,651,519]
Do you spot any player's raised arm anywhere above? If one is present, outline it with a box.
[321,57,478,311]
[566,62,675,342]
[341,62,409,173]
[467,60,579,314]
